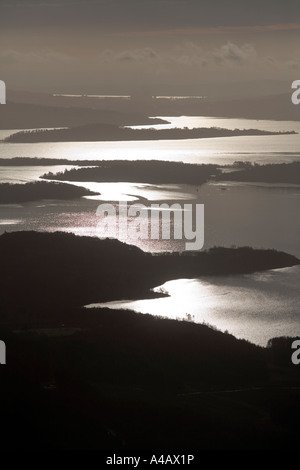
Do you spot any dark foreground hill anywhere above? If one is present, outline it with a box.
[0,302,300,449]
[0,231,299,450]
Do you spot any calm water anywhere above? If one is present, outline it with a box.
[1,181,299,257]
[2,180,296,346]
[1,117,299,345]
[0,117,300,165]
[0,165,78,184]
[86,266,300,347]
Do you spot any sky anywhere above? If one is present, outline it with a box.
[0,0,300,96]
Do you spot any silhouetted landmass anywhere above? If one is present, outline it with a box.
[0,102,167,130]
[41,160,220,184]
[0,231,298,316]
[0,314,299,449]
[0,157,103,167]
[0,181,98,203]
[217,161,300,184]
[0,231,299,449]
[5,123,295,143]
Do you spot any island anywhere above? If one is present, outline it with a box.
[0,181,99,203]
[41,160,220,185]
[4,123,296,143]
[217,161,300,185]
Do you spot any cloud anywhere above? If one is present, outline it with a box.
[171,41,258,68]
[212,42,257,65]
[98,42,296,78]
[117,48,159,62]
[98,48,162,65]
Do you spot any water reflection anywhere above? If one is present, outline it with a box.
[1,116,300,165]
[1,117,299,345]
[86,266,300,347]
[0,181,299,256]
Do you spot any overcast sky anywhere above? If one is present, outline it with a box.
[0,0,299,95]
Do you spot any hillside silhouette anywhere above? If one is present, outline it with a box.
[218,161,300,185]
[0,231,298,317]
[5,123,294,143]
[41,160,220,184]
[0,102,167,130]
[0,181,98,203]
